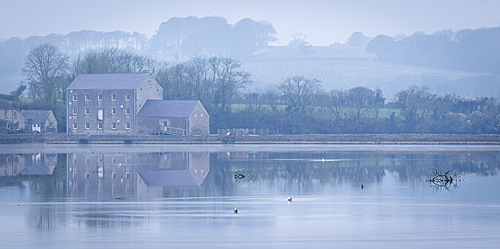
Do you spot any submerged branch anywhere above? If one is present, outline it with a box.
[427,168,462,189]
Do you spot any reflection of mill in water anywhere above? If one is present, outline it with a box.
[67,152,210,201]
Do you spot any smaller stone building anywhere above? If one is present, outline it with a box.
[0,100,24,132]
[136,100,209,135]
[21,110,58,133]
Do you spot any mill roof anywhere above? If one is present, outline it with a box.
[137,100,200,118]
[67,73,151,90]
[137,170,200,186]
[21,110,53,124]
[20,166,53,176]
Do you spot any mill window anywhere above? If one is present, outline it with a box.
[97,109,103,120]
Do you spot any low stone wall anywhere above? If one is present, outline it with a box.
[237,134,500,144]
[0,133,499,145]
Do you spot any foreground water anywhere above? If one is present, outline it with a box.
[0,144,499,249]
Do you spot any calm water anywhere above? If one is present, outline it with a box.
[0,144,499,249]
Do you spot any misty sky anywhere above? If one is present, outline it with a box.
[1,0,499,45]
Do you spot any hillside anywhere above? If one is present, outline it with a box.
[240,46,500,100]
[1,44,499,100]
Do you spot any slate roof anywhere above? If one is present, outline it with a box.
[67,73,150,90]
[137,100,199,118]
[137,170,200,186]
[20,166,53,176]
[21,110,52,124]
[0,100,14,110]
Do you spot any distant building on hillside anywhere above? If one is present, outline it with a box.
[0,100,24,132]
[66,73,209,135]
[21,110,57,133]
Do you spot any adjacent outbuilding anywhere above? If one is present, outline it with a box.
[136,100,210,136]
[21,110,58,133]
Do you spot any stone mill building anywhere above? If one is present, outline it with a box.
[66,74,209,135]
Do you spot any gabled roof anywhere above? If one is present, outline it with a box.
[137,100,200,118]
[67,73,151,90]
[137,170,200,186]
[20,166,53,176]
[21,110,53,124]
[0,100,14,110]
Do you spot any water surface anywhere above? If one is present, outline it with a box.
[1,144,499,248]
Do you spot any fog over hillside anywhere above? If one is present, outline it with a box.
[1,16,499,100]
[1,6,499,135]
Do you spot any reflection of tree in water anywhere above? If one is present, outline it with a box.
[206,152,388,193]
[28,203,67,230]
[23,154,67,230]
[391,152,499,184]
[2,151,498,230]
[427,168,462,191]
[205,151,499,194]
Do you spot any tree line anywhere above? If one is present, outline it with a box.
[0,16,276,75]
[7,44,500,134]
[366,27,500,75]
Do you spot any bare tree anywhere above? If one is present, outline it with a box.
[345,86,377,121]
[188,58,214,105]
[155,57,251,114]
[326,89,346,121]
[262,88,282,113]
[279,76,321,117]
[22,43,69,106]
[395,85,434,132]
[209,57,251,112]
[72,48,157,75]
